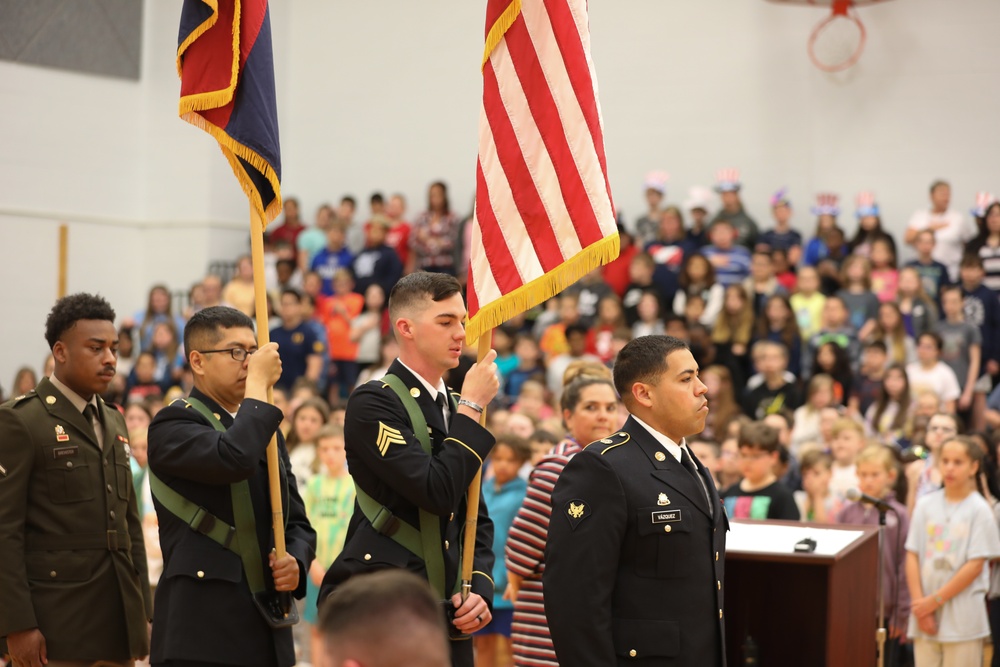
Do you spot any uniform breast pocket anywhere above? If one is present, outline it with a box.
[114,447,132,501]
[43,447,96,504]
[634,506,693,579]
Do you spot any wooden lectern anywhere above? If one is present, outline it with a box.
[724,519,879,666]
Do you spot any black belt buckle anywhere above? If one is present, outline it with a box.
[372,507,400,537]
[106,530,119,551]
[193,507,216,534]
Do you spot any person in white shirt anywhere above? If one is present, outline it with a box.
[905,180,977,282]
[906,332,962,414]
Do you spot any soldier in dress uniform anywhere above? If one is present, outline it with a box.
[0,293,152,667]
[544,335,728,667]
[319,272,500,667]
[147,306,316,667]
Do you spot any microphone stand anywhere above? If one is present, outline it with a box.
[875,506,887,667]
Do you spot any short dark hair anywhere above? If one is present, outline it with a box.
[960,253,984,270]
[45,293,116,349]
[183,306,254,358]
[276,258,296,272]
[341,195,357,208]
[738,421,780,453]
[863,340,888,354]
[370,192,384,205]
[388,272,462,323]
[917,331,943,351]
[564,323,589,339]
[318,570,446,659]
[613,335,689,406]
[494,433,532,463]
[280,288,302,302]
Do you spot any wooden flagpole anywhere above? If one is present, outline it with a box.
[57,224,68,298]
[249,204,287,558]
[461,329,493,600]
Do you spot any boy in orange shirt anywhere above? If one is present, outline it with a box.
[319,268,364,403]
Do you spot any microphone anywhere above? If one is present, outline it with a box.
[846,488,894,513]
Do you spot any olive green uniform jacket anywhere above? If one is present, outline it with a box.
[0,378,153,661]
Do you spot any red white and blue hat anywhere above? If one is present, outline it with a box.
[855,191,879,218]
[770,187,791,208]
[714,168,741,193]
[643,170,670,195]
[810,193,840,217]
[971,191,997,218]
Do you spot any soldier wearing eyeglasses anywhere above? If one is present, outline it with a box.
[147,306,316,667]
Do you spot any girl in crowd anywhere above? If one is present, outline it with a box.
[905,412,960,513]
[587,294,626,364]
[408,181,460,275]
[837,255,880,339]
[870,237,899,303]
[632,291,665,338]
[350,283,387,373]
[896,267,939,339]
[837,445,910,665]
[810,342,853,407]
[754,294,802,377]
[505,372,619,667]
[871,302,916,368]
[848,203,896,260]
[149,321,185,394]
[865,364,913,447]
[906,436,1000,666]
[711,284,755,389]
[790,373,836,455]
[10,366,37,397]
[127,284,186,353]
[700,365,742,444]
[790,265,827,343]
[285,398,330,496]
[971,201,1000,292]
[673,252,724,327]
[803,201,839,267]
[221,256,257,317]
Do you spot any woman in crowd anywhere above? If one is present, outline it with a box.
[407,180,460,275]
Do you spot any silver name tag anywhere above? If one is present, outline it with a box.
[651,509,682,523]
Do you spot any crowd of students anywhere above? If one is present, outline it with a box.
[7,168,1000,667]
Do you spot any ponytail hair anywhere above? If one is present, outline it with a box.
[943,436,986,496]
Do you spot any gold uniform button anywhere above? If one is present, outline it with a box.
[718,580,721,590]
[49,571,57,578]
[654,451,666,462]
[107,484,113,493]
[444,540,450,550]
[410,387,421,398]
[663,525,672,533]
[197,571,205,578]
[450,513,455,521]
[213,413,221,420]
[716,551,719,561]
[46,396,56,405]
[629,649,636,658]
[364,553,372,561]
[66,461,74,469]
[719,609,723,619]
[110,511,116,520]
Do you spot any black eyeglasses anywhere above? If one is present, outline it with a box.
[197,347,255,362]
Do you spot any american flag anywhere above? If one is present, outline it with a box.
[465,0,619,345]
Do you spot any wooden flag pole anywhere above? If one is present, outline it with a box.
[249,205,287,558]
[57,224,68,298]
[461,329,493,601]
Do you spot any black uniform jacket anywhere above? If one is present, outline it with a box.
[148,388,316,667]
[319,361,496,636]
[0,379,152,661]
[545,415,728,667]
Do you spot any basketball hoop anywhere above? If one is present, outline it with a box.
[809,0,864,71]
[766,0,894,72]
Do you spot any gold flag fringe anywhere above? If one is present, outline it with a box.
[465,232,620,345]
[181,111,282,226]
[177,0,241,114]
[482,0,522,70]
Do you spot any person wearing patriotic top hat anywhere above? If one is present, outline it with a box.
[759,188,803,266]
[847,192,897,260]
[905,180,977,282]
[803,193,841,267]
[969,192,1000,293]
[710,168,759,249]
[634,171,669,247]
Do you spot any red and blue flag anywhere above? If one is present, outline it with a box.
[177,0,281,224]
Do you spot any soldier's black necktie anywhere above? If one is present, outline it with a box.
[436,393,449,433]
[83,403,101,442]
[681,446,712,510]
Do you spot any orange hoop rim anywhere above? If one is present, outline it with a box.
[808,10,866,72]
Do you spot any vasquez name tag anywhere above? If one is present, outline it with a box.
[651,509,682,524]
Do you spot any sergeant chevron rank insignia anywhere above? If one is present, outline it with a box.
[376,422,406,456]
[565,499,591,530]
